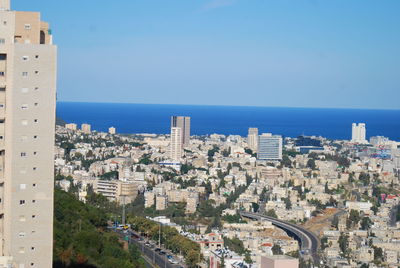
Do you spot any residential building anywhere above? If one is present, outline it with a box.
[247,127,258,152]
[108,126,116,135]
[171,116,190,147]
[65,123,77,131]
[170,127,182,161]
[258,133,283,160]
[81,123,91,134]
[0,0,57,266]
[260,255,299,268]
[351,123,367,143]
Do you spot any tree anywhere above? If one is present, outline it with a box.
[251,202,260,213]
[347,209,361,228]
[307,159,316,170]
[272,244,283,255]
[360,217,372,230]
[266,209,278,218]
[338,233,349,258]
[244,251,253,264]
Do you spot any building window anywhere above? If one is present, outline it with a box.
[24,24,31,30]
[21,104,28,110]
[19,247,25,253]
[22,72,28,76]
[32,200,36,203]
[20,184,26,190]
[34,87,39,90]
[20,152,27,157]
[0,71,4,76]
[18,232,26,237]
[33,167,36,171]
[19,200,25,205]
[22,56,29,61]
[33,151,37,155]
[33,183,36,187]
[34,119,38,123]
[21,120,28,125]
[32,215,36,218]
[21,88,29,93]
[35,55,39,59]
[34,103,38,106]
[33,135,38,139]
[0,38,5,44]
[34,71,38,74]
[31,247,35,250]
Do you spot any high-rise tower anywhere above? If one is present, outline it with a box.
[170,127,183,161]
[171,116,190,147]
[351,123,367,144]
[247,127,259,152]
[0,1,57,267]
[257,133,283,161]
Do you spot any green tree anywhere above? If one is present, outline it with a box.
[266,209,278,218]
[338,232,349,258]
[272,244,283,255]
[360,217,372,230]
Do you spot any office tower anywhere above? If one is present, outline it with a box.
[351,123,367,143]
[81,123,91,134]
[247,127,259,152]
[257,133,283,160]
[0,0,57,267]
[65,123,77,131]
[170,127,183,161]
[171,116,190,147]
[108,126,116,135]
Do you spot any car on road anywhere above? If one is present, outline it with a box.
[155,248,161,252]
[159,251,166,255]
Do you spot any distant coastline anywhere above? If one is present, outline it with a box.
[56,102,400,141]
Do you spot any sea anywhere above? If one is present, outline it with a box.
[56,102,400,141]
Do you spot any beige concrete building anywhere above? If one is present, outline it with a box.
[65,123,77,131]
[169,127,182,161]
[247,127,258,151]
[171,116,190,147]
[0,0,57,267]
[108,126,116,135]
[93,180,138,204]
[261,255,299,268]
[81,123,91,134]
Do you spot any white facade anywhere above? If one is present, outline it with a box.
[169,127,183,161]
[257,133,283,160]
[0,1,57,267]
[351,123,367,144]
[108,126,116,135]
[247,127,258,152]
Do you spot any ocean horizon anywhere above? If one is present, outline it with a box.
[57,102,400,141]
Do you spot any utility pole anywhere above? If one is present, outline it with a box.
[122,195,126,225]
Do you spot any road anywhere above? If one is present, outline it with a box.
[118,229,183,268]
[239,211,320,264]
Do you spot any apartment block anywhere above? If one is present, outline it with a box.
[171,116,190,147]
[0,0,57,267]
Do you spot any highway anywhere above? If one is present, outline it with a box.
[239,211,320,264]
[116,229,183,268]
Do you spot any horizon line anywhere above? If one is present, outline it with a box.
[56,100,400,112]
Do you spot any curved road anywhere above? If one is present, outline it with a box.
[240,212,320,264]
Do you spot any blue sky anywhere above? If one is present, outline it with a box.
[13,0,400,109]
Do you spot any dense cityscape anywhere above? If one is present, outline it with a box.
[53,118,400,268]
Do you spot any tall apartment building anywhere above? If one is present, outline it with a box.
[65,123,77,131]
[351,123,367,144]
[171,116,190,147]
[247,127,259,151]
[170,127,183,161]
[81,123,91,134]
[257,133,283,160]
[0,1,57,267]
[108,126,116,135]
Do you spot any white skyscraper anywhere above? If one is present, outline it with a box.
[257,133,283,160]
[247,127,259,152]
[351,123,367,143]
[0,0,57,266]
[170,127,183,161]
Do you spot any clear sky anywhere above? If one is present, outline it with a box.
[13,0,400,109]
